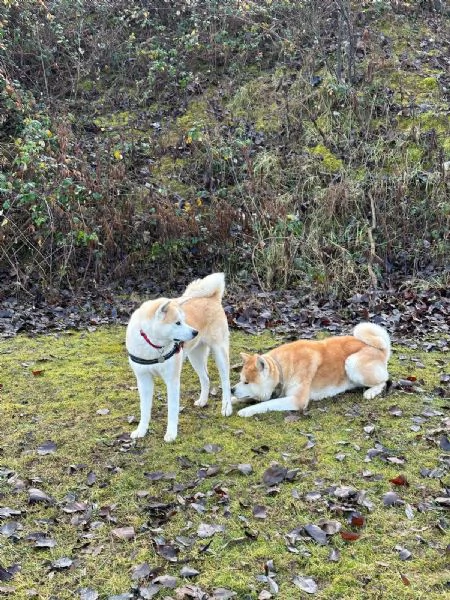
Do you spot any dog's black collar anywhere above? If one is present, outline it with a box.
[270,356,284,399]
[270,382,283,399]
[128,342,183,365]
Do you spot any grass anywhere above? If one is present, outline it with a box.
[0,327,449,599]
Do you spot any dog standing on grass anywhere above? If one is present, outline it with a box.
[126,273,232,442]
[232,323,390,417]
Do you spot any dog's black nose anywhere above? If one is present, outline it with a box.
[191,330,198,338]
[231,386,235,394]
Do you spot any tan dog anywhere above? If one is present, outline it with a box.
[126,273,232,441]
[232,323,390,417]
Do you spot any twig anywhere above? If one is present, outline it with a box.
[367,193,378,290]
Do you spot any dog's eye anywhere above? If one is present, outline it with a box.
[243,381,248,385]
[175,321,181,325]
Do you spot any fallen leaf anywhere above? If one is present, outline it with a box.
[0,508,21,518]
[79,589,99,600]
[62,501,88,513]
[340,531,360,541]
[212,589,237,599]
[237,463,253,475]
[304,491,322,502]
[439,435,450,451]
[318,519,342,535]
[292,575,318,594]
[180,566,199,578]
[304,524,328,545]
[328,548,340,562]
[435,497,450,507]
[395,545,412,560]
[262,465,288,486]
[155,544,179,562]
[0,522,21,538]
[422,407,443,418]
[131,563,151,581]
[153,574,177,587]
[389,406,403,417]
[350,515,365,528]
[252,505,267,520]
[28,488,54,504]
[386,456,406,465]
[34,537,57,548]
[203,444,222,453]
[197,523,225,538]
[333,485,356,499]
[37,440,57,455]
[0,565,16,582]
[51,557,73,570]
[197,465,221,478]
[138,585,160,599]
[400,573,411,586]
[144,471,176,481]
[111,527,135,540]
[383,491,405,507]
[389,474,409,486]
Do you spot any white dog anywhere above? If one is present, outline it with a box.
[126,273,232,442]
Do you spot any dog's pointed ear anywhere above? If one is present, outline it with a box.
[240,352,251,363]
[157,300,171,318]
[256,356,267,372]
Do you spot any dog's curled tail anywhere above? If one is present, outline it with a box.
[181,272,225,301]
[353,322,391,359]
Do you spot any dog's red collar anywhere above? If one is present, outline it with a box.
[140,329,163,349]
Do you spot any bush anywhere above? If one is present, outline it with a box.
[0,1,449,298]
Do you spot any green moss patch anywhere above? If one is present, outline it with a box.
[309,144,343,173]
[229,76,282,134]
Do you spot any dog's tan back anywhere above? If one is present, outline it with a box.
[233,323,390,417]
[272,336,367,391]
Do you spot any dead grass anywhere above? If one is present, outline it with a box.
[0,327,448,599]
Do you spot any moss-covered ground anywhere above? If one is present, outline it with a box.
[0,328,449,599]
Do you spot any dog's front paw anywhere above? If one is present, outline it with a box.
[164,430,177,443]
[238,406,255,418]
[130,426,147,439]
[194,398,208,408]
[222,400,233,417]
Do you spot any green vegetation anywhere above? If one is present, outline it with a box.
[1,327,449,598]
[0,1,449,297]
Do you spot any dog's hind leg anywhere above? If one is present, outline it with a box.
[212,344,233,417]
[188,343,210,408]
[345,348,389,400]
[131,370,154,439]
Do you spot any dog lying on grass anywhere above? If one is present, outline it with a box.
[126,273,232,442]
[231,323,390,417]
